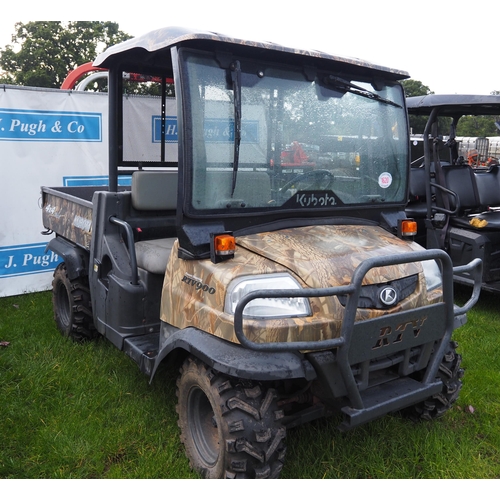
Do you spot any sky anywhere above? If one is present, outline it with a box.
[0,0,499,95]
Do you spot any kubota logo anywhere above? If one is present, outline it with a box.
[379,286,397,306]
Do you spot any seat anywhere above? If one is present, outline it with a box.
[131,170,177,211]
[135,238,176,275]
[406,166,428,218]
[474,166,500,209]
[131,170,178,274]
[440,165,480,229]
[406,163,447,219]
[442,165,479,213]
[469,166,500,230]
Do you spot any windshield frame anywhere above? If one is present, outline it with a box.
[178,46,410,219]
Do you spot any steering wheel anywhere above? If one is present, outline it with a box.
[280,169,335,193]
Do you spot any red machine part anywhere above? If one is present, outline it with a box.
[60,62,105,90]
[61,62,174,90]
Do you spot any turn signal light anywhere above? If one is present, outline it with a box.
[399,219,417,238]
[211,232,235,263]
[214,234,235,255]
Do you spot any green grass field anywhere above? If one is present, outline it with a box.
[1,286,499,479]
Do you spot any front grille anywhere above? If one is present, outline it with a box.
[337,274,418,309]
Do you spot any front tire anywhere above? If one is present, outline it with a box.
[176,356,286,478]
[52,263,96,342]
[404,340,463,421]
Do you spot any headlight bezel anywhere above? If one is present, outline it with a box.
[224,273,312,319]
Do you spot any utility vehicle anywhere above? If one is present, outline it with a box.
[41,28,481,478]
[407,94,500,292]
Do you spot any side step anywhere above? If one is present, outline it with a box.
[339,377,442,431]
[123,332,160,377]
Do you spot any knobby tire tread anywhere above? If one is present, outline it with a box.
[52,263,96,342]
[176,356,286,479]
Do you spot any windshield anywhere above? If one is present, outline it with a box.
[180,49,408,214]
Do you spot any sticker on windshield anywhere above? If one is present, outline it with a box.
[378,172,392,189]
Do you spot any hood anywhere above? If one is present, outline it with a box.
[236,225,422,288]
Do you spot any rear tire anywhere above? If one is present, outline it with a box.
[404,341,463,421]
[176,356,286,478]
[52,263,96,342]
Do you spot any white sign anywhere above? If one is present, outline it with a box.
[0,85,176,297]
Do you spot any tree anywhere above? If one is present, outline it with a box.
[453,90,500,137]
[456,115,500,137]
[401,79,433,98]
[402,79,434,134]
[0,21,131,88]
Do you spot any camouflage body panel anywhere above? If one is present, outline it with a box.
[41,187,93,250]
[237,225,423,287]
[161,226,441,345]
[94,26,409,81]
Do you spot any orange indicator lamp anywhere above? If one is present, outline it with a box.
[211,232,235,263]
[399,219,417,238]
[215,234,235,255]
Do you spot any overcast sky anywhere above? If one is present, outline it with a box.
[1,0,498,95]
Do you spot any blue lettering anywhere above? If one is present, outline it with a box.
[0,109,101,142]
[1,244,60,278]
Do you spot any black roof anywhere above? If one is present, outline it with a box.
[407,94,500,116]
[94,26,409,81]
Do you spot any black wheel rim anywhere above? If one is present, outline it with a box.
[187,386,219,467]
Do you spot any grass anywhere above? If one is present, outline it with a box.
[0,286,499,480]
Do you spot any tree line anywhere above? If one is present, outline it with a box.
[402,80,500,137]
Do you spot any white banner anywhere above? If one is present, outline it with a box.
[0,85,176,297]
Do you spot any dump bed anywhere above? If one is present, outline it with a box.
[42,186,108,250]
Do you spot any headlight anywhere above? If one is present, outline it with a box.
[421,259,442,292]
[225,273,311,319]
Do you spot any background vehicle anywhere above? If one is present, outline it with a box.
[407,94,500,293]
[41,28,480,478]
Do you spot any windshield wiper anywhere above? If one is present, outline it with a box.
[230,60,242,196]
[325,76,401,108]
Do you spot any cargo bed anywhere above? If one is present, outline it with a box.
[41,185,107,249]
